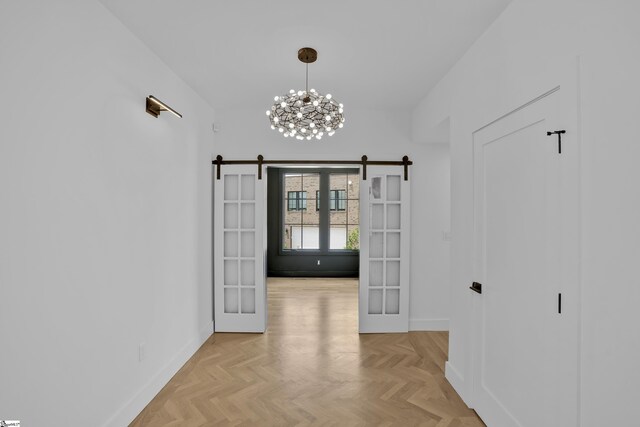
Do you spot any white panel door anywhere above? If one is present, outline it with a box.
[472,87,578,426]
[214,165,266,332]
[359,167,410,333]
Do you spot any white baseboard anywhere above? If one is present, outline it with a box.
[445,361,471,407]
[102,321,214,427]
[409,318,449,331]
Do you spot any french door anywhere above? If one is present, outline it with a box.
[471,85,579,426]
[214,165,266,332]
[359,167,410,333]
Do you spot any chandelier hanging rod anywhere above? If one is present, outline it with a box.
[212,155,413,181]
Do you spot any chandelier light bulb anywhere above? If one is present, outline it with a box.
[266,110,271,116]
[326,94,332,99]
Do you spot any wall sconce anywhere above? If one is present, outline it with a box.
[145,95,182,118]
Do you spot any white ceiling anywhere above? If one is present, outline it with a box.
[99,0,512,110]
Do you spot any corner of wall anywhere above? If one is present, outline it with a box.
[101,321,214,427]
[445,361,471,406]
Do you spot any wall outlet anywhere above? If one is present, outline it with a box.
[443,231,451,241]
[139,342,146,362]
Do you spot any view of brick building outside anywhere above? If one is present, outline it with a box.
[283,172,359,250]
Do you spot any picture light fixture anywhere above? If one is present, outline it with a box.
[146,95,182,119]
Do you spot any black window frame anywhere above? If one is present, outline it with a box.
[278,168,359,256]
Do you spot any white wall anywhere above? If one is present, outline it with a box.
[409,143,450,331]
[0,2,215,426]
[215,107,451,330]
[412,0,640,425]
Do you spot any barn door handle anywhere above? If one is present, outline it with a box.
[470,282,482,294]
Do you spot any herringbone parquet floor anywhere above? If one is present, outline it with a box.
[130,278,484,426]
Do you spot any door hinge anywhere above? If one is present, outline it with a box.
[546,130,566,154]
[470,282,482,294]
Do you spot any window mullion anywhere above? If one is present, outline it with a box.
[319,172,330,253]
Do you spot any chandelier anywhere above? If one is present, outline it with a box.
[267,47,345,141]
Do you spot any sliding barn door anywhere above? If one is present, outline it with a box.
[214,165,266,332]
[359,167,410,333]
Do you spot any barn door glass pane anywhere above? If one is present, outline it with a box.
[223,173,258,315]
[367,174,403,315]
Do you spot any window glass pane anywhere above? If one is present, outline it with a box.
[329,173,347,193]
[301,225,320,249]
[329,184,359,251]
[347,174,359,199]
[347,224,360,250]
[282,225,293,249]
[331,210,347,225]
[329,225,347,249]
[289,225,302,249]
[287,225,321,249]
[337,190,347,211]
[284,173,302,192]
[282,170,358,252]
[283,190,301,250]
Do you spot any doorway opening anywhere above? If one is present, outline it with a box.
[266,167,360,277]
[213,159,411,333]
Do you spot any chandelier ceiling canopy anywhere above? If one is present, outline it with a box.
[267,47,344,141]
